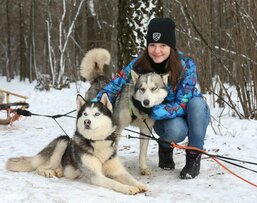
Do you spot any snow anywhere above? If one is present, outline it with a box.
[1,77,257,203]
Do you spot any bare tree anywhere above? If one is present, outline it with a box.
[42,0,86,89]
[19,0,26,81]
[117,0,162,70]
[5,0,11,81]
[0,0,256,119]
[165,0,257,119]
[29,0,37,82]
[56,0,85,88]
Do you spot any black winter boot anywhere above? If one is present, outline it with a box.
[180,150,201,179]
[158,145,175,170]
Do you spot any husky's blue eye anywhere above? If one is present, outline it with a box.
[94,112,101,116]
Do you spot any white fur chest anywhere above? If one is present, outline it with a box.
[92,141,115,163]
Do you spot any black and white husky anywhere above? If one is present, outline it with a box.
[80,48,169,175]
[6,93,148,195]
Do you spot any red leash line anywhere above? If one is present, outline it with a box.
[170,142,257,188]
[211,156,257,188]
[170,142,207,154]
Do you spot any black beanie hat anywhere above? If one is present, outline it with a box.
[147,18,176,49]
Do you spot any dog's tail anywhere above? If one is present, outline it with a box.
[80,48,111,82]
[6,155,45,172]
[6,136,70,173]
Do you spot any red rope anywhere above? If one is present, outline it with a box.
[170,142,257,188]
[7,108,22,125]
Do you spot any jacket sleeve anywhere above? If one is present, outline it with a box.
[150,58,198,120]
[95,57,138,104]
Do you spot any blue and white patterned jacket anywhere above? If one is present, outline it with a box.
[96,51,202,120]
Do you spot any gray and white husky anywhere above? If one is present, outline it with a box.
[80,48,169,175]
[6,94,148,195]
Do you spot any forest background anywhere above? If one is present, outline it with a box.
[0,0,256,120]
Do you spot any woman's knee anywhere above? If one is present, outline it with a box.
[154,118,188,144]
[187,97,210,122]
[187,97,207,110]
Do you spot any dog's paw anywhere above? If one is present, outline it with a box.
[140,167,151,176]
[55,168,64,178]
[117,185,140,195]
[125,186,140,195]
[43,169,56,178]
[136,183,149,192]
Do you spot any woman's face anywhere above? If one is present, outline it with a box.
[148,43,171,63]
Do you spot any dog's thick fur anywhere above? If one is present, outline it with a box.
[80,48,112,100]
[6,94,148,195]
[80,48,169,175]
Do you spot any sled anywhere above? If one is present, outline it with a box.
[0,88,29,125]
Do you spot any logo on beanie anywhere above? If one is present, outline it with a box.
[152,32,161,42]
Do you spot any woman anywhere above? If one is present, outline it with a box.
[96,17,210,179]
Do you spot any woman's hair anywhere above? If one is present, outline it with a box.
[133,48,182,89]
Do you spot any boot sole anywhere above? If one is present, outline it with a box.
[159,165,175,170]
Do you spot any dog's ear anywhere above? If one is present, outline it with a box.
[100,93,113,113]
[76,94,86,111]
[161,73,169,86]
[131,70,139,84]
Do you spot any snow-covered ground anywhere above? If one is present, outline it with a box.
[1,77,257,203]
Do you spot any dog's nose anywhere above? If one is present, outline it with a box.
[84,119,91,125]
[143,99,150,106]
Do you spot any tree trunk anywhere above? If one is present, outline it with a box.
[19,0,26,81]
[5,0,11,81]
